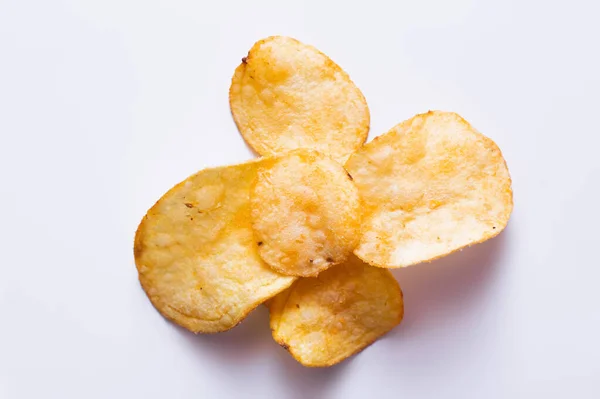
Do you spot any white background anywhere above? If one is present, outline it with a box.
[1,0,599,398]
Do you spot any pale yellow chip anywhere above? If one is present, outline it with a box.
[134,159,296,333]
[250,150,360,277]
[229,36,370,163]
[345,111,513,268]
[268,256,404,367]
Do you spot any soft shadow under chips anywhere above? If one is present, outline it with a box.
[345,111,513,268]
[134,159,296,333]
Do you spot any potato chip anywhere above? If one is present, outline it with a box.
[250,150,360,277]
[134,159,296,333]
[229,36,370,163]
[345,111,513,268]
[268,256,404,367]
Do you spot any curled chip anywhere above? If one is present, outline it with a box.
[268,256,404,367]
[345,111,513,268]
[134,159,296,333]
[229,36,370,163]
[250,150,360,277]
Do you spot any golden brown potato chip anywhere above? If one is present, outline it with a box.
[250,150,360,277]
[229,36,370,163]
[134,159,296,333]
[268,256,404,367]
[345,111,513,268]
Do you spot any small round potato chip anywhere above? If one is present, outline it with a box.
[229,36,370,163]
[268,256,404,367]
[134,159,296,333]
[250,150,360,277]
[345,111,513,268]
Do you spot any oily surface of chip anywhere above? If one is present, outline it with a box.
[229,36,370,163]
[250,150,360,277]
[268,256,404,367]
[134,159,296,333]
[345,110,513,268]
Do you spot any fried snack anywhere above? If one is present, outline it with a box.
[134,159,296,333]
[250,150,360,277]
[345,111,513,268]
[268,256,404,367]
[229,36,369,163]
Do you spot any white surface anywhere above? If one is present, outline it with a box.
[1,0,599,398]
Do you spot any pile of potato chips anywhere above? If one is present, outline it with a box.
[134,36,513,367]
